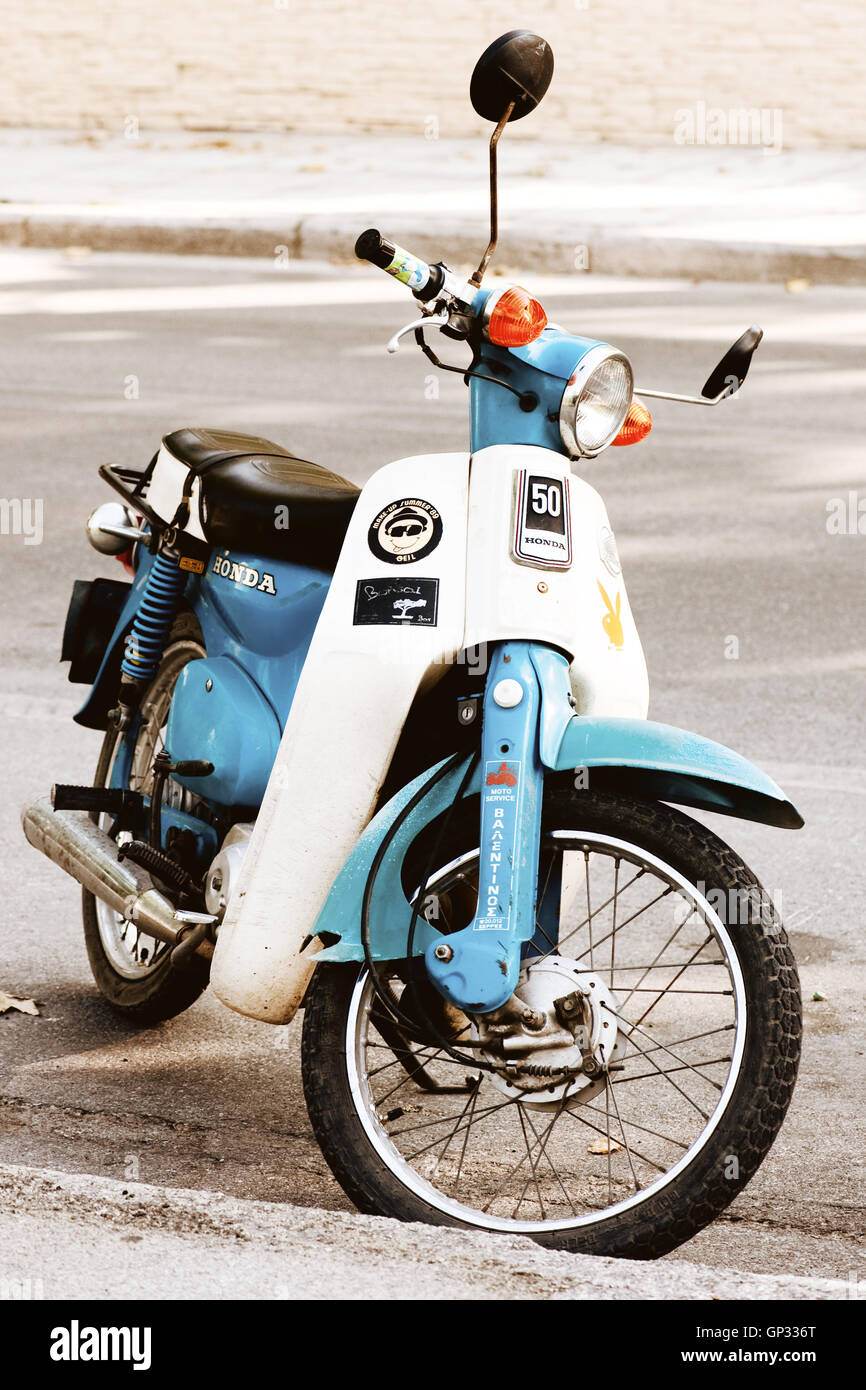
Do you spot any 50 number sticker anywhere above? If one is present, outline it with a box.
[512,470,572,569]
[530,480,562,519]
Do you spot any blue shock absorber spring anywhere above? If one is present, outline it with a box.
[121,553,187,683]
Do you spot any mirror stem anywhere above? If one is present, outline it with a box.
[470,100,515,287]
[634,387,733,406]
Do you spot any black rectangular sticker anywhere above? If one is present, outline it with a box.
[353,577,439,626]
[513,470,572,569]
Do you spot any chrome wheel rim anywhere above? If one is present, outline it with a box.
[346,831,747,1234]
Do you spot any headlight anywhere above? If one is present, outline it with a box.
[559,346,633,459]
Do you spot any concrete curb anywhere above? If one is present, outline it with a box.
[1,210,864,284]
[0,1163,853,1300]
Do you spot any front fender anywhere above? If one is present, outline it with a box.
[538,644,803,830]
[554,716,803,828]
[315,643,802,963]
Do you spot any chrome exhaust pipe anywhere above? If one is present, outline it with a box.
[21,796,214,958]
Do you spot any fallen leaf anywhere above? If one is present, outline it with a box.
[588,1136,623,1155]
[0,991,40,1016]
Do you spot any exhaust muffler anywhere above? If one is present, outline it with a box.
[21,795,214,959]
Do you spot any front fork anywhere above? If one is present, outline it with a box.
[424,642,554,1012]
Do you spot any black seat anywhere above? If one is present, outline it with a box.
[163,428,359,570]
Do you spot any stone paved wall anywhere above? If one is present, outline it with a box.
[2,1,864,147]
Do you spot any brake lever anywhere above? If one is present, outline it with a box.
[386,307,450,354]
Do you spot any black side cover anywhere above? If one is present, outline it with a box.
[61,577,131,685]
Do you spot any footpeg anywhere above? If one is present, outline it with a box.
[51,784,144,817]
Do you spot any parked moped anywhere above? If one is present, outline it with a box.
[23,31,802,1257]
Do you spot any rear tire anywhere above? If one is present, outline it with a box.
[82,611,211,1024]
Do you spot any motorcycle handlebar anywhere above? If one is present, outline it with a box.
[354,228,444,301]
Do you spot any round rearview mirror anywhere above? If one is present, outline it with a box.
[470,30,554,123]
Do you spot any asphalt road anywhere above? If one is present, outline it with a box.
[0,248,863,1293]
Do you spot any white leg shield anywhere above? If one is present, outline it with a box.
[209,453,470,1022]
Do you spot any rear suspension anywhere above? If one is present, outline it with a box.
[113,551,187,725]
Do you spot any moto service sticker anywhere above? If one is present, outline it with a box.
[474,760,522,932]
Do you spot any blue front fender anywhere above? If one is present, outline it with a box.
[554,714,803,829]
[314,643,802,963]
[532,645,802,830]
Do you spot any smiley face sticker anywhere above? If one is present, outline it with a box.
[368,497,442,565]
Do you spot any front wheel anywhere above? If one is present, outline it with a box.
[301,790,801,1258]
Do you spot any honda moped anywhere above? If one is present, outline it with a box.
[23,31,803,1257]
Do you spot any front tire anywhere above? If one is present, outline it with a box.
[301,790,801,1258]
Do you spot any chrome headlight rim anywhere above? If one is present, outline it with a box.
[559,345,634,460]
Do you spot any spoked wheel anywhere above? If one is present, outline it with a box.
[302,789,801,1257]
[82,612,212,1022]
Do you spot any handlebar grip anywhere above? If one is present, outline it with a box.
[355,228,443,300]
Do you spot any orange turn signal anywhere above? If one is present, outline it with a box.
[486,287,548,347]
[612,398,652,446]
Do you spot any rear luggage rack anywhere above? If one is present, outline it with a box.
[99,456,162,531]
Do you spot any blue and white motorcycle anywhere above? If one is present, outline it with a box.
[23,32,803,1258]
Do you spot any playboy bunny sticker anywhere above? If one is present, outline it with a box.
[597,580,624,649]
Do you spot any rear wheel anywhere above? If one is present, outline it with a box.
[301,789,801,1257]
[82,612,211,1023]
